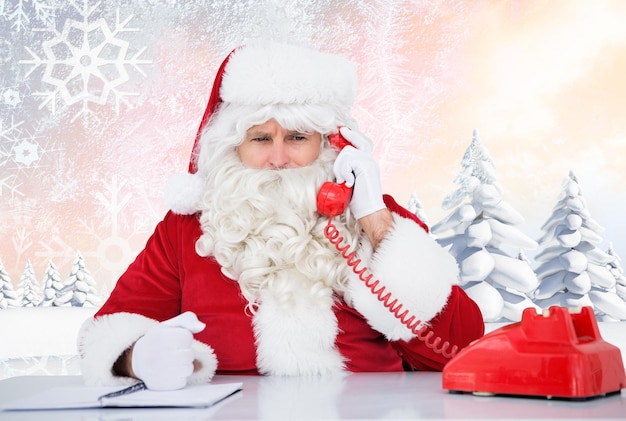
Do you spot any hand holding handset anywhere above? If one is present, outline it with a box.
[318,129,457,359]
[316,132,354,217]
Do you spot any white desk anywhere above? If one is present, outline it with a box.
[0,373,624,420]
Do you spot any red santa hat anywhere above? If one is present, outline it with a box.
[165,40,358,215]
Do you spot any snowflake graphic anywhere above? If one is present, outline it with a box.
[87,175,153,287]
[13,140,39,167]
[0,115,24,163]
[0,116,25,198]
[2,88,21,107]
[1,0,56,32]
[36,175,152,291]
[19,0,151,121]
[0,40,13,64]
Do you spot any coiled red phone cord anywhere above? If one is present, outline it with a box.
[325,217,458,358]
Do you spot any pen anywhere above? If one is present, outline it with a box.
[98,382,147,403]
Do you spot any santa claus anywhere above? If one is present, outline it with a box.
[78,40,484,391]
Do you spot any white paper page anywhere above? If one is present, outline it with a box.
[0,383,243,411]
[102,383,243,407]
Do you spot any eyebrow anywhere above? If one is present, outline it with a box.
[246,130,309,138]
[246,130,271,138]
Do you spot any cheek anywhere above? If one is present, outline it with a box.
[237,145,263,168]
[299,150,320,166]
[294,141,322,166]
[300,145,320,166]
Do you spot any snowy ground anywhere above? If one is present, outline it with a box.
[1,307,625,380]
[1,307,96,379]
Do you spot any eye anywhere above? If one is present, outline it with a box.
[288,134,307,142]
[252,136,270,142]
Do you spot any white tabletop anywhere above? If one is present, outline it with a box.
[0,372,624,420]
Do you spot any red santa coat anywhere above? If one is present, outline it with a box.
[79,195,484,386]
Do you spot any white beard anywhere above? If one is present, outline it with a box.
[195,147,357,306]
[195,148,358,374]
[196,147,359,306]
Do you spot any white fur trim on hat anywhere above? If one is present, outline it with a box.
[348,213,459,342]
[165,172,204,215]
[221,40,357,112]
[78,312,217,386]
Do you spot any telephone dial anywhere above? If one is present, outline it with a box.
[316,129,457,359]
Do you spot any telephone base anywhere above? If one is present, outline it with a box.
[442,306,626,399]
[449,388,623,401]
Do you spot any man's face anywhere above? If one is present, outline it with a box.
[237,119,322,169]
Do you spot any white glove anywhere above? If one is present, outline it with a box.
[333,127,386,219]
[132,311,206,391]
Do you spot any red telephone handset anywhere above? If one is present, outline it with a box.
[316,131,353,217]
[319,129,458,359]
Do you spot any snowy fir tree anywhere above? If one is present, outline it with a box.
[54,252,101,307]
[532,171,625,320]
[407,192,428,226]
[17,260,42,307]
[595,243,626,321]
[607,243,626,304]
[0,259,19,309]
[40,260,63,307]
[431,130,539,322]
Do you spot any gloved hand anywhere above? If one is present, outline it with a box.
[333,127,386,219]
[132,311,206,391]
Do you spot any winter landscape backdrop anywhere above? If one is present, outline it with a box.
[1,1,625,378]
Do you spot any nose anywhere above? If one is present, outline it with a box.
[268,140,289,169]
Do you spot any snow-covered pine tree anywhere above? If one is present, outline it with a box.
[607,243,626,305]
[53,281,73,307]
[431,130,539,322]
[407,192,428,227]
[40,260,63,307]
[586,243,626,321]
[532,171,624,320]
[17,260,42,307]
[0,259,19,309]
[56,252,101,307]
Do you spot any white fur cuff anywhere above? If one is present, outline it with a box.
[349,214,459,341]
[188,340,218,385]
[77,312,217,386]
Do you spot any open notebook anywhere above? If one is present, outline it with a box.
[0,382,242,410]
